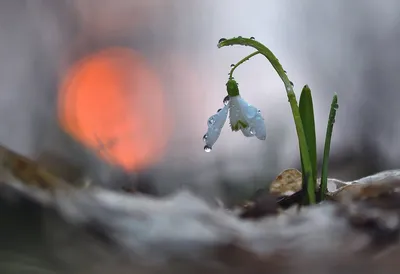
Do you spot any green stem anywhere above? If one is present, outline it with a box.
[219,37,316,204]
[229,51,260,79]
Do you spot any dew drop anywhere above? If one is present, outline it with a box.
[250,36,255,40]
[238,36,243,38]
[284,70,287,73]
[257,109,261,113]
[223,96,230,105]
[249,128,256,135]
[208,117,215,126]
[290,81,294,87]
[217,108,222,112]
[203,134,208,142]
[218,38,227,43]
[245,106,257,119]
[230,64,235,67]
[204,145,212,152]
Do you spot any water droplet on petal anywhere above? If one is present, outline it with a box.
[208,117,215,126]
[218,38,227,43]
[257,109,261,113]
[250,36,255,40]
[223,96,230,105]
[217,108,222,112]
[203,134,208,142]
[204,145,212,152]
[245,106,257,119]
[249,128,256,135]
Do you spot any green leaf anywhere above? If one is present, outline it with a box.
[299,85,317,180]
[299,85,317,204]
[320,94,338,201]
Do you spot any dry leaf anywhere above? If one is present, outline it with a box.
[269,168,347,198]
[330,177,400,202]
[269,168,302,196]
[0,144,71,191]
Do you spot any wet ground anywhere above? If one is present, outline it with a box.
[1,146,400,273]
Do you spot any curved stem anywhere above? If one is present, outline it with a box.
[229,51,260,79]
[219,37,316,204]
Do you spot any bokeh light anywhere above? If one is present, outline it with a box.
[58,47,171,171]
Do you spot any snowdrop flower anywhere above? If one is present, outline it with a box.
[203,79,266,151]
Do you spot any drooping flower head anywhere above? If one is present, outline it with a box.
[203,79,266,151]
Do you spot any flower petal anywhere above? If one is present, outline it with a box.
[233,96,266,140]
[238,98,266,140]
[229,96,249,131]
[227,95,266,140]
[239,99,258,120]
[203,105,229,148]
[241,127,255,137]
[253,113,267,140]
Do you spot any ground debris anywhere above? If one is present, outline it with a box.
[269,169,302,196]
[329,170,400,202]
[2,144,400,272]
[0,144,72,191]
[239,191,279,219]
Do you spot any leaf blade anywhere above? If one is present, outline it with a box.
[299,85,317,204]
[320,94,338,201]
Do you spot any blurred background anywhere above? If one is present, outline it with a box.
[2,1,400,273]
[0,0,399,204]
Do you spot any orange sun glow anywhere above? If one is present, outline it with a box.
[58,47,171,171]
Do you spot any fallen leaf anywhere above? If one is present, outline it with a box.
[269,168,302,196]
[0,144,71,191]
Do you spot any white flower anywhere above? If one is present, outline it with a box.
[203,95,266,151]
[229,95,266,140]
[203,101,229,151]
